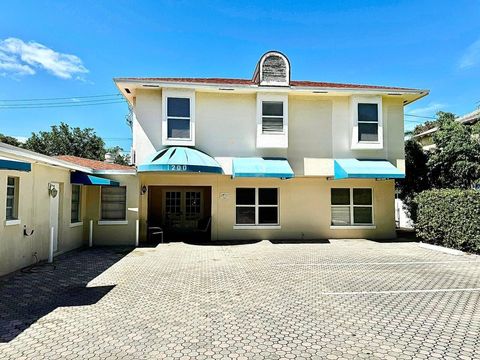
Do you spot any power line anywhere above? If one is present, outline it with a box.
[0,100,126,109]
[0,93,122,102]
[404,113,436,119]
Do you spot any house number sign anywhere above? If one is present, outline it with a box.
[170,165,188,171]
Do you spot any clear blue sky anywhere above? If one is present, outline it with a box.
[1,0,479,150]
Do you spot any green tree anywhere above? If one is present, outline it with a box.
[412,120,439,135]
[0,133,22,147]
[24,122,106,160]
[428,112,480,189]
[106,146,130,166]
[396,139,430,221]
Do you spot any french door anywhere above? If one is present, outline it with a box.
[163,189,203,231]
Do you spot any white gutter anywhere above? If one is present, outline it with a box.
[0,143,92,173]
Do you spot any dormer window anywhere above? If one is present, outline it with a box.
[253,51,290,87]
[162,89,195,146]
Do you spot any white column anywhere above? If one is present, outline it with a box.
[48,226,54,263]
[135,219,139,247]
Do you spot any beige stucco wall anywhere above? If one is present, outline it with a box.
[0,160,86,276]
[139,173,396,242]
[83,174,139,246]
[132,90,405,173]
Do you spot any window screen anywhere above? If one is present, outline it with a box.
[101,186,126,220]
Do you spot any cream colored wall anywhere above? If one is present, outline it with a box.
[0,161,85,276]
[84,174,139,246]
[133,88,162,165]
[139,173,396,242]
[133,90,405,174]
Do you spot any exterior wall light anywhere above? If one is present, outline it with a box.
[141,185,147,195]
[48,184,58,198]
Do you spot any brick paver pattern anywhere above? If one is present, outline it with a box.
[0,239,479,359]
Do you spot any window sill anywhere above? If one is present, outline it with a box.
[98,220,128,225]
[163,138,194,146]
[69,222,83,228]
[233,225,281,230]
[5,219,21,226]
[330,225,376,230]
[351,142,383,150]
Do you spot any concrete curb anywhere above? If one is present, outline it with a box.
[418,242,465,256]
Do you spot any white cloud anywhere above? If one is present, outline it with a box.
[459,38,480,69]
[407,102,446,116]
[0,37,88,79]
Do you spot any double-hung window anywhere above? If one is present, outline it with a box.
[6,177,19,221]
[101,186,127,221]
[256,93,288,148]
[358,103,379,142]
[262,101,284,133]
[167,97,191,140]
[235,188,279,225]
[71,185,81,223]
[331,188,373,226]
[351,96,383,149]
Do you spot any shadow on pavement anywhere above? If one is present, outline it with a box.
[0,247,131,343]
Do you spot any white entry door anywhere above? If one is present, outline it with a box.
[49,182,60,252]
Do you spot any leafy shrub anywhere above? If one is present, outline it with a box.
[415,189,480,253]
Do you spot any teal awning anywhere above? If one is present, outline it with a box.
[0,157,31,172]
[138,147,223,174]
[334,159,405,179]
[232,157,294,179]
[71,172,119,186]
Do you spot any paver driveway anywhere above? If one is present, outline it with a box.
[0,239,479,359]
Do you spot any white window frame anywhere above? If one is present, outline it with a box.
[5,176,19,224]
[256,93,288,148]
[234,187,280,229]
[162,89,195,146]
[330,187,375,228]
[350,95,383,150]
[70,184,82,225]
[99,186,128,224]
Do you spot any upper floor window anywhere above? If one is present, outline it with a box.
[358,103,378,142]
[350,95,383,150]
[6,177,19,221]
[256,93,288,148]
[262,101,284,133]
[167,97,190,139]
[162,89,195,146]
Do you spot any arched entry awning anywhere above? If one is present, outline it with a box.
[138,147,223,174]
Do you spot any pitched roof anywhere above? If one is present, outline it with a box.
[55,155,134,171]
[114,77,421,92]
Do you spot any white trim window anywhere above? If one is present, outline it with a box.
[262,101,284,133]
[331,188,373,226]
[350,95,383,150]
[256,93,288,148]
[162,89,195,146]
[6,177,19,221]
[71,184,81,223]
[101,186,127,221]
[235,188,279,226]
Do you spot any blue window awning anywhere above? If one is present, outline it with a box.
[0,157,31,172]
[138,147,223,174]
[71,172,119,186]
[232,157,294,179]
[334,159,405,179]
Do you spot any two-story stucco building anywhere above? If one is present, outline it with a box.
[114,51,428,242]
